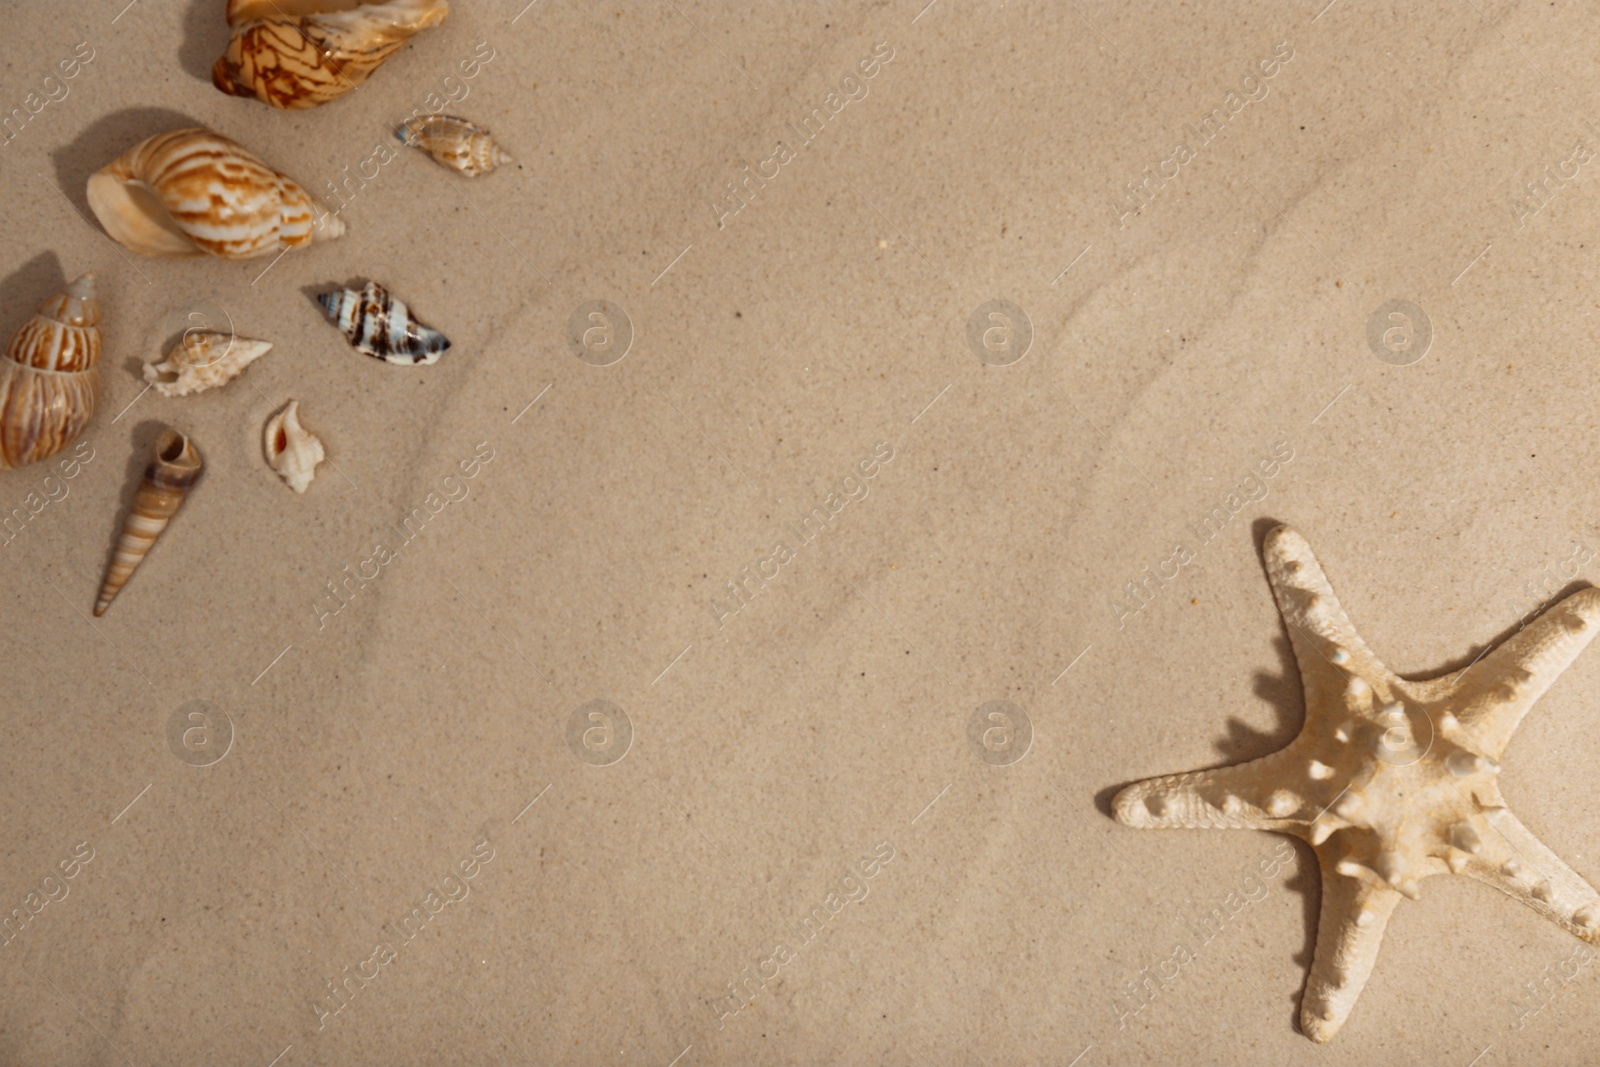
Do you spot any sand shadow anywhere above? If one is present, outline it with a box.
[1101,518,1305,808]
[299,277,371,308]
[50,107,200,222]
[0,251,65,345]
[1095,517,1318,1031]
[177,0,229,86]
[1409,579,1595,679]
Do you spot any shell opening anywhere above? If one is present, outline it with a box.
[85,174,200,258]
[158,433,187,464]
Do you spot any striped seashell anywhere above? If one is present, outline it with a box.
[87,128,345,259]
[317,281,450,364]
[214,0,450,110]
[94,430,203,617]
[398,115,514,177]
[0,273,100,470]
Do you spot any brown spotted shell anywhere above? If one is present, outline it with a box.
[399,115,514,177]
[87,128,344,259]
[0,273,100,470]
[213,0,451,110]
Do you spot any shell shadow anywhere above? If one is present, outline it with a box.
[300,277,372,309]
[0,251,64,346]
[178,0,230,85]
[50,107,201,222]
[119,353,147,385]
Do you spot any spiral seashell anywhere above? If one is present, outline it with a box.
[398,115,514,177]
[0,273,100,470]
[317,280,450,364]
[144,331,272,398]
[214,0,451,110]
[87,128,345,259]
[264,400,325,493]
[94,430,203,617]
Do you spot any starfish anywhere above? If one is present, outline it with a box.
[1113,525,1600,1042]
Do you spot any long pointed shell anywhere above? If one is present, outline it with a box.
[94,430,203,617]
[214,0,450,110]
[264,400,325,493]
[398,115,513,177]
[317,280,450,364]
[0,273,100,470]
[144,331,272,398]
[87,128,345,259]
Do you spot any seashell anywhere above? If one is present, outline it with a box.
[317,280,450,364]
[0,273,100,470]
[144,331,272,398]
[398,115,514,177]
[94,430,202,617]
[214,0,451,110]
[87,128,345,259]
[264,400,325,493]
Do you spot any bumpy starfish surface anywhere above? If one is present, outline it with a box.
[1113,525,1600,1042]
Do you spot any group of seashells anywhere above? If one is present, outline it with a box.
[2,0,513,614]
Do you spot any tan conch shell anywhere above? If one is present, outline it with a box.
[214,0,451,110]
[398,115,514,177]
[264,400,325,493]
[144,331,272,398]
[0,273,100,470]
[94,430,202,616]
[87,128,345,259]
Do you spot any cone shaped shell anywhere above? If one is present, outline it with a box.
[94,430,202,616]
[0,274,101,470]
[317,280,450,364]
[87,128,345,259]
[214,0,450,109]
[398,115,513,177]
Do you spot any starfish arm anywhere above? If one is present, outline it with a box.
[1299,862,1403,1043]
[1448,588,1600,761]
[1261,526,1397,706]
[1113,750,1314,832]
[1460,807,1600,943]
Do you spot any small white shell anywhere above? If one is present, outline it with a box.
[398,115,514,177]
[264,400,325,493]
[144,331,272,398]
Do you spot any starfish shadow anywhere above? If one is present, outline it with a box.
[1094,519,1326,1026]
[1406,580,1598,681]
[1090,521,1304,815]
